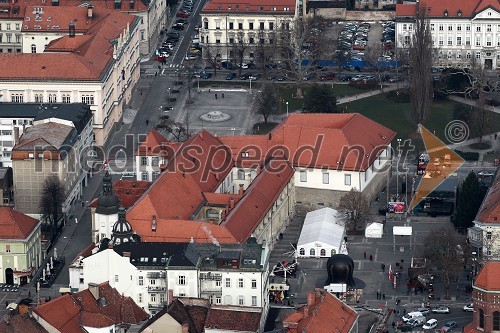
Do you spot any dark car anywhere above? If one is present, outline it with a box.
[319,72,335,80]
[249,73,261,80]
[239,72,251,80]
[338,74,352,81]
[172,24,184,31]
[247,63,257,69]
[176,12,189,18]
[201,72,213,79]
[221,61,233,69]
[226,72,236,80]
[167,32,180,38]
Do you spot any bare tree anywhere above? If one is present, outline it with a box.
[252,83,278,124]
[338,189,369,232]
[408,3,434,124]
[277,16,334,98]
[231,30,251,77]
[364,43,386,92]
[421,225,466,299]
[39,176,65,242]
[255,29,277,76]
[204,43,222,77]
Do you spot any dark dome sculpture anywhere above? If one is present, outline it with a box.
[110,206,136,245]
[325,254,355,287]
[96,171,119,215]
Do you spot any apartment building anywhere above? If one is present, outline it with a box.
[396,0,500,69]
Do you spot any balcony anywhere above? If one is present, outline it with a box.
[147,271,166,279]
[147,286,166,292]
[148,301,167,309]
[199,272,222,281]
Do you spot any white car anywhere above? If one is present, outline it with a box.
[423,319,438,330]
[432,306,450,314]
[237,63,249,69]
[463,303,474,312]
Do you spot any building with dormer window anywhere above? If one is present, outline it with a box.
[396,0,500,70]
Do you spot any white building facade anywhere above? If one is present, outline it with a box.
[396,0,500,70]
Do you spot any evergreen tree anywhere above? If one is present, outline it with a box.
[454,171,485,229]
[303,84,337,113]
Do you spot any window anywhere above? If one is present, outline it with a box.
[310,248,315,256]
[225,278,231,288]
[81,94,94,105]
[476,36,481,46]
[216,296,221,304]
[237,169,245,180]
[11,94,23,103]
[466,24,471,31]
[479,309,484,329]
[138,293,143,303]
[486,36,492,46]
[403,24,407,30]
[31,44,36,53]
[62,94,71,103]
[331,249,336,255]
[269,22,274,30]
[466,36,471,46]
[259,22,264,30]
[229,22,234,29]
[6,23,10,30]
[300,171,307,182]
[238,22,243,30]
[5,245,10,253]
[249,37,254,44]
[487,232,492,239]
[438,36,444,46]
[178,275,186,285]
[322,172,329,184]
[15,35,20,43]
[114,275,119,282]
[448,36,452,46]
[448,25,452,31]
[252,296,257,306]
[476,26,481,32]
[151,294,156,302]
[150,279,156,285]
[466,52,471,59]
[476,51,481,59]
[204,21,208,29]
[151,157,159,166]
[141,172,148,181]
[34,94,43,103]
[493,311,500,330]
[299,248,305,255]
[216,280,221,287]
[141,157,148,166]
[487,24,492,32]
[344,174,351,186]
[238,296,244,305]
[457,36,462,46]
[138,276,143,285]
[457,25,461,31]
[251,279,257,289]
[320,249,326,256]
[430,24,434,31]
[48,94,56,103]
[152,172,159,181]
[249,22,253,30]
[438,24,443,31]
[238,278,244,288]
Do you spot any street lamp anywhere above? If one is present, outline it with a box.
[249,78,252,93]
[286,101,289,117]
[167,88,171,105]
[231,128,236,136]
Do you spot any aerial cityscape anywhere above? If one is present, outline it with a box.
[0,0,498,332]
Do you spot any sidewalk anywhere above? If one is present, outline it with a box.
[448,95,500,115]
[337,84,399,105]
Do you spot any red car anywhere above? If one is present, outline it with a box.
[319,72,335,80]
[176,12,189,18]
[353,44,365,50]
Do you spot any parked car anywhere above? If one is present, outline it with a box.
[221,61,233,69]
[176,12,189,18]
[432,306,450,314]
[416,308,430,316]
[249,73,261,80]
[225,72,236,80]
[319,72,335,80]
[440,321,457,332]
[185,53,199,60]
[338,74,352,81]
[267,75,286,81]
[463,304,474,312]
[408,316,426,328]
[201,72,213,79]
[239,72,251,80]
[172,24,184,30]
[237,63,249,69]
[422,319,438,330]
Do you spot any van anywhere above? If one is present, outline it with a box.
[402,311,423,322]
[408,316,426,327]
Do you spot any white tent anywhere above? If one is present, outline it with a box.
[296,207,347,258]
[365,222,384,238]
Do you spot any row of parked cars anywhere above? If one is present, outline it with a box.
[381,21,395,50]
[399,306,458,332]
[337,22,370,62]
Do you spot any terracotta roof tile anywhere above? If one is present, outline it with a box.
[283,291,358,333]
[0,313,48,333]
[204,307,261,332]
[22,0,147,12]
[0,207,39,239]
[475,171,500,224]
[202,192,241,206]
[33,282,148,333]
[223,160,294,243]
[396,0,499,18]
[221,113,395,172]
[202,0,296,14]
[136,129,177,157]
[112,180,152,208]
[474,261,500,291]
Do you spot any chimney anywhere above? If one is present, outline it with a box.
[123,252,131,259]
[152,215,157,232]
[108,243,113,249]
[88,283,99,300]
[268,133,272,140]
[238,184,244,196]
[168,289,174,305]
[69,22,75,38]
[229,197,235,210]
[13,127,19,145]
[182,322,189,333]
[87,5,93,18]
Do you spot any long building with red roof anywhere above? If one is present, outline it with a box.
[395,0,500,70]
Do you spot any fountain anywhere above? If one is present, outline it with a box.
[200,111,231,122]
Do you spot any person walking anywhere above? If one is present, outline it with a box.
[364,251,367,259]
[222,93,224,98]
[215,93,218,99]
[146,119,149,126]
[369,254,373,261]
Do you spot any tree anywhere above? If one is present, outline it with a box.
[421,225,466,299]
[204,43,222,77]
[454,171,486,230]
[303,84,337,113]
[277,16,334,98]
[408,3,434,124]
[39,176,64,242]
[338,189,369,232]
[252,83,278,124]
[364,43,387,92]
[231,31,251,77]
[255,29,277,76]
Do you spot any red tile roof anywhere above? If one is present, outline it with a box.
[283,290,358,333]
[129,218,237,243]
[223,160,294,243]
[221,113,395,172]
[136,129,179,157]
[0,313,48,333]
[474,262,500,291]
[0,8,138,81]
[22,0,147,12]
[0,207,39,240]
[89,180,151,209]
[202,192,241,206]
[202,0,296,14]
[475,172,500,224]
[396,0,499,18]
[33,282,148,333]
[204,307,261,332]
